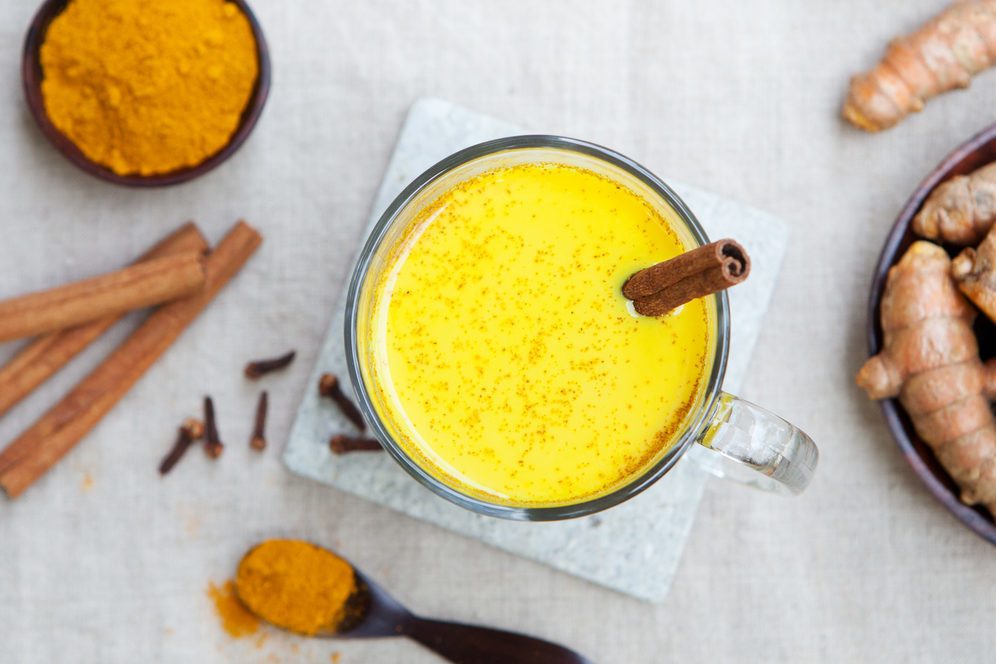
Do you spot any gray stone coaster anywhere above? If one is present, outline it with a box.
[284,98,787,602]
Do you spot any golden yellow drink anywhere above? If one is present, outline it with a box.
[367,162,713,507]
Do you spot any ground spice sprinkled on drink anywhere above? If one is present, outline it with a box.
[40,0,258,176]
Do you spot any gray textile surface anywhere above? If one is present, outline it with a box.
[0,1,993,662]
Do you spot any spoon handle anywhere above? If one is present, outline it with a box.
[405,616,593,664]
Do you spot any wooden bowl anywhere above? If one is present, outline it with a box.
[21,0,271,187]
[869,122,996,546]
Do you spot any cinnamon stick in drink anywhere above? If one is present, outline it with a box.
[622,239,750,316]
[0,223,208,417]
[0,251,207,343]
[0,221,262,498]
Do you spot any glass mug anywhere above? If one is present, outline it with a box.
[345,136,818,520]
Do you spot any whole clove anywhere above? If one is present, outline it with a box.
[159,418,205,475]
[244,350,296,379]
[250,391,268,451]
[318,373,366,431]
[329,434,382,455]
[203,396,224,459]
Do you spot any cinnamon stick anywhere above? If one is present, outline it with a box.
[0,223,208,417]
[0,251,207,343]
[623,239,750,316]
[0,221,262,498]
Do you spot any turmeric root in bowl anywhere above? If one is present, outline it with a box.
[863,122,996,545]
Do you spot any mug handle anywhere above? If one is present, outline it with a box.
[686,392,818,494]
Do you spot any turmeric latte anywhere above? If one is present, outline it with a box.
[366,163,714,507]
[40,0,258,176]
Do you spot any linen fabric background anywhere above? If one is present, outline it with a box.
[0,1,992,662]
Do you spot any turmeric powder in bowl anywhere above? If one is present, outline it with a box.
[38,0,260,177]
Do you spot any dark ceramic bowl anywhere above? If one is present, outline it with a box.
[21,0,271,187]
[869,122,996,546]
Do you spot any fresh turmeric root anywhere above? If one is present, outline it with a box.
[914,162,996,245]
[953,223,996,320]
[857,241,996,515]
[843,0,996,132]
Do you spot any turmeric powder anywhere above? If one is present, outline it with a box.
[235,540,359,636]
[208,580,260,638]
[40,0,258,176]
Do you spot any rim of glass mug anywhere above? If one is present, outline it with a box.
[345,135,805,521]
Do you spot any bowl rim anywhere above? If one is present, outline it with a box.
[868,121,996,546]
[21,0,271,187]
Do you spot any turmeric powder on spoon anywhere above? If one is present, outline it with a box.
[39,0,259,176]
[235,540,360,636]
